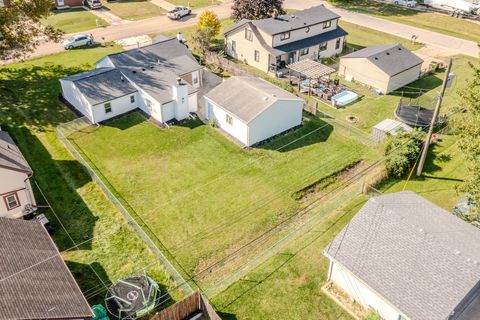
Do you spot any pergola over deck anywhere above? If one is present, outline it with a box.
[286,59,336,95]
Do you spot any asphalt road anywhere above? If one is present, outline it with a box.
[3,0,478,63]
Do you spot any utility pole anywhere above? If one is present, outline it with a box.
[416,57,453,176]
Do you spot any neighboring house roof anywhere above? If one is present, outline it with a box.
[341,44,424,76]
[63,68,137,106]
[0,217,93,320]
[0,130,32,174]
[274,27,347,54]
[225,5,340,36]
[324,191,480,320]
[205,76,303,123]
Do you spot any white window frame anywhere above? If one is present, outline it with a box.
[130,95,135,103]
[245,29,253,41]
[323,20,332,29]
[104,102,112,113]
[280,32,290,41]
[231,40,236,53]
[300,48,309,56]
[226,114,233,125]
[254,50,260,62]
[319,42,328,52]
[4,193,20,211]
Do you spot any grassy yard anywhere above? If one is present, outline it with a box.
[330,0,480,44]
[69,111,374,289]
[168,0,220,9]
[41,8,108,33]
[102,0,166,21]
[0,46,182,305]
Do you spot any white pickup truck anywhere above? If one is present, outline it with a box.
[167,6,192,20]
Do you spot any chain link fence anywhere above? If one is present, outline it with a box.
[57,117,193,296]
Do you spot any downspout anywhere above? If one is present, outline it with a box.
[24,171,36,211]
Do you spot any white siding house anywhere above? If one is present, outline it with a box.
[60,38,218,124]
[204,77,304,147]
[0,131,37,219]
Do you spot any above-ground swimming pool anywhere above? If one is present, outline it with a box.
[332,90,359,107]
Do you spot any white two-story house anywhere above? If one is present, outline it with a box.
[0,130,37,219]
[60,37,220,124]
[224,5,347,73]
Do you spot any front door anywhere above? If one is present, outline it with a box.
[288,52,296,64]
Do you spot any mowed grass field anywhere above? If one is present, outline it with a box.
[168,0,221,9]
[69,112,372,287]
[41,8,108,33]
[102,0,166,20]
[0,45,182,304]
[331,0,480,44]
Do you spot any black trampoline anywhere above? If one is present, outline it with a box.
[395,105,435,127]
[105,275,160,319]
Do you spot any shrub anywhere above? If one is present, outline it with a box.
[384,129,424,178]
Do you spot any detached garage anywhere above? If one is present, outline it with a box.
[204,77,304,147]
[339,44,423,94]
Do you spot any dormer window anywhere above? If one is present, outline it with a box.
[245,29,253,41]
[323,20,332,29]
[280,32,290,41]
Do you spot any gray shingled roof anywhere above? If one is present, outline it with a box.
[63,68,137,106]
[341,44,424,76]
[0,130,32,174]
[204,77,303,123]
[0,217,93,320]
[226,5,339,36]
[324,191,480,320]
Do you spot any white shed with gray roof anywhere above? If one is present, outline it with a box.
[339,44,423,94]
[204,77,304,147]
[324,191,480,320]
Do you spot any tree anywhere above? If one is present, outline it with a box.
[190,27,215,62]
[197,10,221,38]
[384,129,424,178]
[0,0,62,60]
[455,62,480,218]
[231,0,285,21]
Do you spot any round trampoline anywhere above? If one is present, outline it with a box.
[394,105,435,127]
[105,275,160,319]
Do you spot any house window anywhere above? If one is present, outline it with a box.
[193,75,198,84]
[146,99,152,111]
[130,95,135,103]
[4,193,20,210]
[226,114,233,125]
[319,42,328,52]
[280,32,290,41]
[300,48,309,56]
[231,40,236,53]
[254,50,260,62]
[335,38,341,50]
[323,20,332,29]
[245,29,253,41]
[104,102,112,113]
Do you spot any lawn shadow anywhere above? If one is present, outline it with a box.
[389,74,443,98]
[2,126,99,251]
[102,110,146,130]
[258,117,334,152]
[176,118,204,129]
[66,260,111,305]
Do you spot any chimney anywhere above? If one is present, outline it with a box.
[172,78,189,121]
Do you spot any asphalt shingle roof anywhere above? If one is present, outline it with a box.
[205,77,303,123]
[0,131,32,174]
[0,217,93,320]
[64,68,137,106]
[239,5,340,36]
[341,44,424,76]
[324,191,480,320]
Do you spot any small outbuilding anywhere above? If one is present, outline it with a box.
[204,77,304,147]
[372,118,412,143]
[339,44,423,94]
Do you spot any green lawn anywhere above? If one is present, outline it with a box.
[0,45,182,305]
[103,0,166,21]
[69,111,372,289]
[168,0,220,10]
[41,8,108,33]
[339,21,423,51]
[314,55,478,133]
[331,0,480,44]
[379,135,466,210]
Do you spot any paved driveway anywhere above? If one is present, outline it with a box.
[4,0,478,64]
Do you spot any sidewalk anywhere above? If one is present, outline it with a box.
[86,6,129,26]
[150,0,176,10]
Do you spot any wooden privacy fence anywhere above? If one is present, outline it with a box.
[152,291,221,320]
